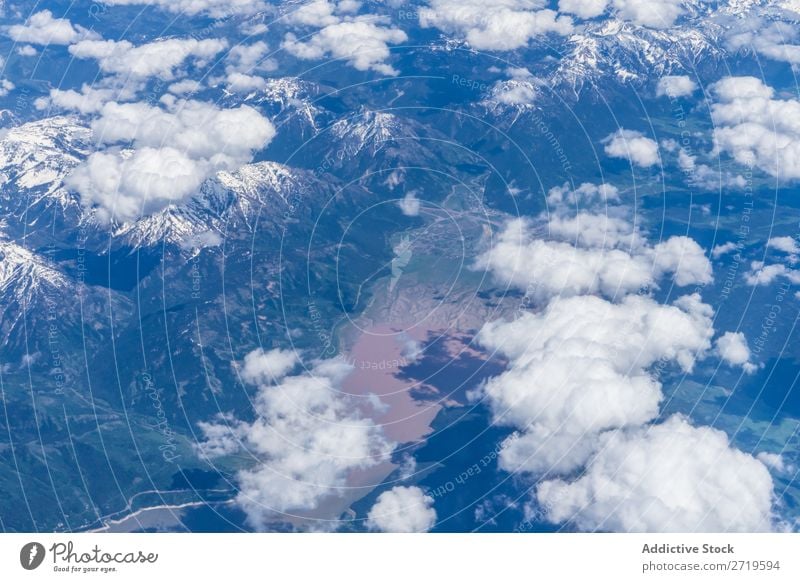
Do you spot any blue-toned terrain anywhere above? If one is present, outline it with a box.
[0,0,798,533]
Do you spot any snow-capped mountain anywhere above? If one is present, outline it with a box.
[320,107,474,184]
[329,109,418,159]
[0,240,69,302]
[551,18,725,95]
[0,238,132,380]
[257,77,323,130]
[0,116,90,226]
[0,240,69,360]
[544,0,800,97]
[114,161,333,249]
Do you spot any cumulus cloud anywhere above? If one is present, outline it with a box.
[240,348,299,384]
[477,293,714,476]
[476,218,645,299]
[66,99,275,222]
[656,75,697,98]
[536,415,775,532]
[168,79,203,95]
[227,41,271,72]
[769,236,800,256]
[546,181,620,207]
[68,148,209,222]
[650,236,714,287]
[710,76,800,182]
[287,0,345,26]
[476,181,711,301]
[69,38,227,80]
[727,19,800,67]
[711,241,740,259]
[0,79,14,97]
[226,73,268,93]
[675,147,747,192]
[419,0,573,51]
[483,68,541,108]
[197,351,395,528]
[475,218,711,302]
[6,10,99,45]
[17,45,38,57]
[366,486,437,532]
[744,261,800,286]
[283,17,407,75]
[223,41,276,92]
[559,0,608,19]
[603,129,661,168]
[37,85,137,115]
[716,331,756,374]
[97,0,265,17]
[610,0,683,29]
[474,173,774,531]
[398,191,421,216]
[744,235,800,286]
[180,230,223,250]
[757,452,787,474]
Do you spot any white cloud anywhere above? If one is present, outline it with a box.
[97,0,265,17]
[283,17,407,75]
[494,81,537,106]
[675,147,747,191]
[240,348,299,384]
[17,45,38,56]
[68,147,208,222]
[744,261,800,286]
[222,41,276,91]
[6,10,99,46]
[66,99,275,222]
[419,0,573,51]
[769,236,800,256]
[545,211,640,249]
[603,129,660,168]
[474,172,775,531]
[477,293,714,476]
[559,0,607,19]
[716,331,756,374]
[180,230,222,250]
[727,19,800,67]
[39,85,136,115]
[484,68,540,107]
[226,73,268,93]
[366,486,437,532]
[197,352,394,528]
[757,452,787,473]
[69,38,227,80]
[168,79,203,95]
[476,218,648,300]
[91,98,273,157]
[398,191,421,216]
[536,415,775,532]
[225,41,273,78]
[711,241,740,259]
[656,75,697,98]
[0,79,13,97]
[650,236,713,287]
[475,217,711,302]
[611,0,683,29]
[711,77,800,182]
[288,0,342,26]
[476,182,711,301]
[546,181,620,207]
